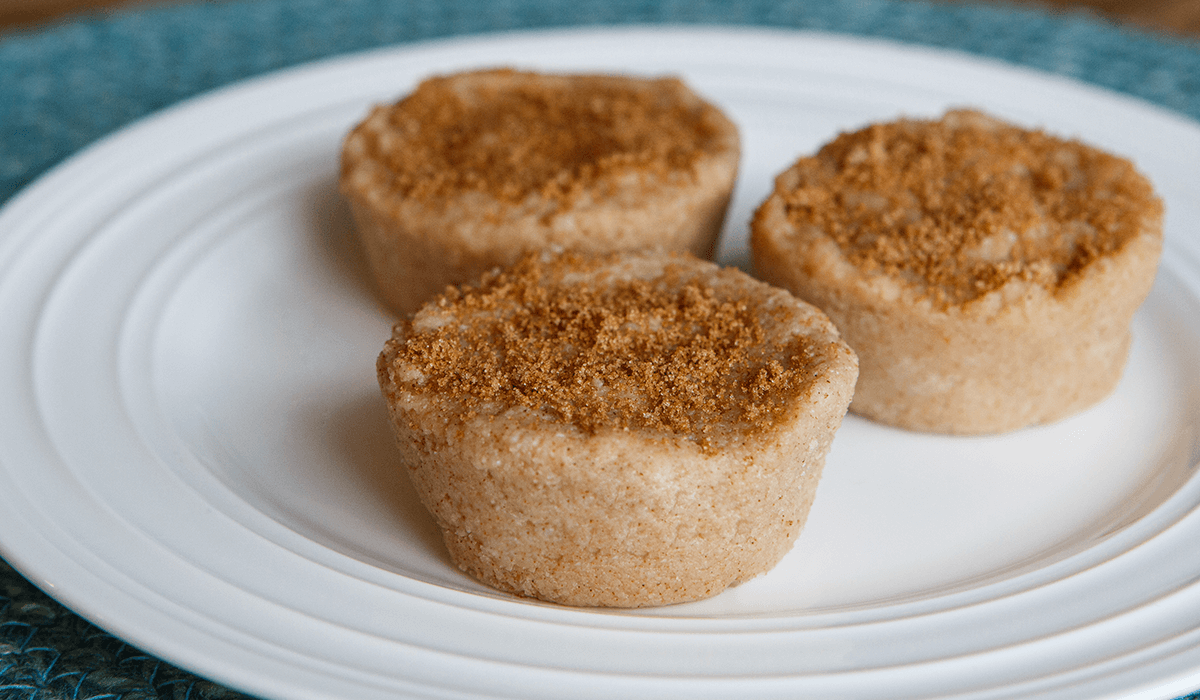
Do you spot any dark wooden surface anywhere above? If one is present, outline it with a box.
[2,0,1200,37]
[1035,0,1200,37]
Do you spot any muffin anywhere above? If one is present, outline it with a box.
[341,68,740,315]
[376,250,858,607]
[751,109,1163,434]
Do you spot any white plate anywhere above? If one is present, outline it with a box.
[2,26,1200,700]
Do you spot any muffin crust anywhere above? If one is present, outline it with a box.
[342,69,740,314]
[778,109,1159,307]
[378,250,858,606]
[752,109,1163,434]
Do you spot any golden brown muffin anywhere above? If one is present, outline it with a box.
[751,109,1163,434]
[376,250,858,607]
[341,68,740,315]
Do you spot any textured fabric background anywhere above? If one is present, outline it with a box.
[2,0,1199,698]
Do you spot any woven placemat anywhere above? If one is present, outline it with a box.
[2,0,1199,698]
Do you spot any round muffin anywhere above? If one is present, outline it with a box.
[376,250,858,607]
[751,109,1163,434]
[341,68,740,315]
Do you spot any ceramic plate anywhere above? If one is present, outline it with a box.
[2,26,1200,700]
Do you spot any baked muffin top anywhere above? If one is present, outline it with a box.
[777,109,1162,306]
[343,69,735,208]
[380,251,851,450]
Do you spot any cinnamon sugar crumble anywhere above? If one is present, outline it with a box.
[359,69,725,207]
[782,109,1162,305]
[390,252,824,447]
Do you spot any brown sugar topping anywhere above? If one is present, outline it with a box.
[355,69,726,206]
[390,252,826,447]
[781,109,1162,305]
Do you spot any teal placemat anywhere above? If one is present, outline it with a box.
[2,0,1199,698]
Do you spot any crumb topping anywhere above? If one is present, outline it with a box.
[354,69,726,206]
[781,109,1162,305]
[388,252,826,446]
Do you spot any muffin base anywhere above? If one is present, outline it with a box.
[378,401,848,607]
[752,197,1162,434]
[346,162,735,315]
